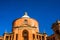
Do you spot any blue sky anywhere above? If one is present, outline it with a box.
[0,0,60,36]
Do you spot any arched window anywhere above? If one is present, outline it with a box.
[24,19,28,25]
[33,34,35,40]
[16,34,18,40]
[22,30,29,40]
[42,36,44,40]
[10,36,11,40]
[6,36,9,40]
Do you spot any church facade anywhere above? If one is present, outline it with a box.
[0,12,60,40]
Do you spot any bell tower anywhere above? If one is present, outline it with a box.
[52,20,60,40]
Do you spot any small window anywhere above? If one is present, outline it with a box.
[42,36,44,40]
[10,36,11,40]
[16,34,18,40]
[39,36,41,40]
[0,39,2,40]
[51,38,52,40]
[53,37,55,40]
[24,19,28,24]
[55,30,59,34]
[37,35,38,39]
[6,36,9,40]
[33,34,35,39]
[47,39,49,40]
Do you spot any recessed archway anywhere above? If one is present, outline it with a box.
[22,30,29,40]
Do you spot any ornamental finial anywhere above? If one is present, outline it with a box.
[24,12,28,16]
[22,12,30,18]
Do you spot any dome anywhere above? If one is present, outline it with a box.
[12,12,38,28]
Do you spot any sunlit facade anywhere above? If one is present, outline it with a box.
[0,12,60,40]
